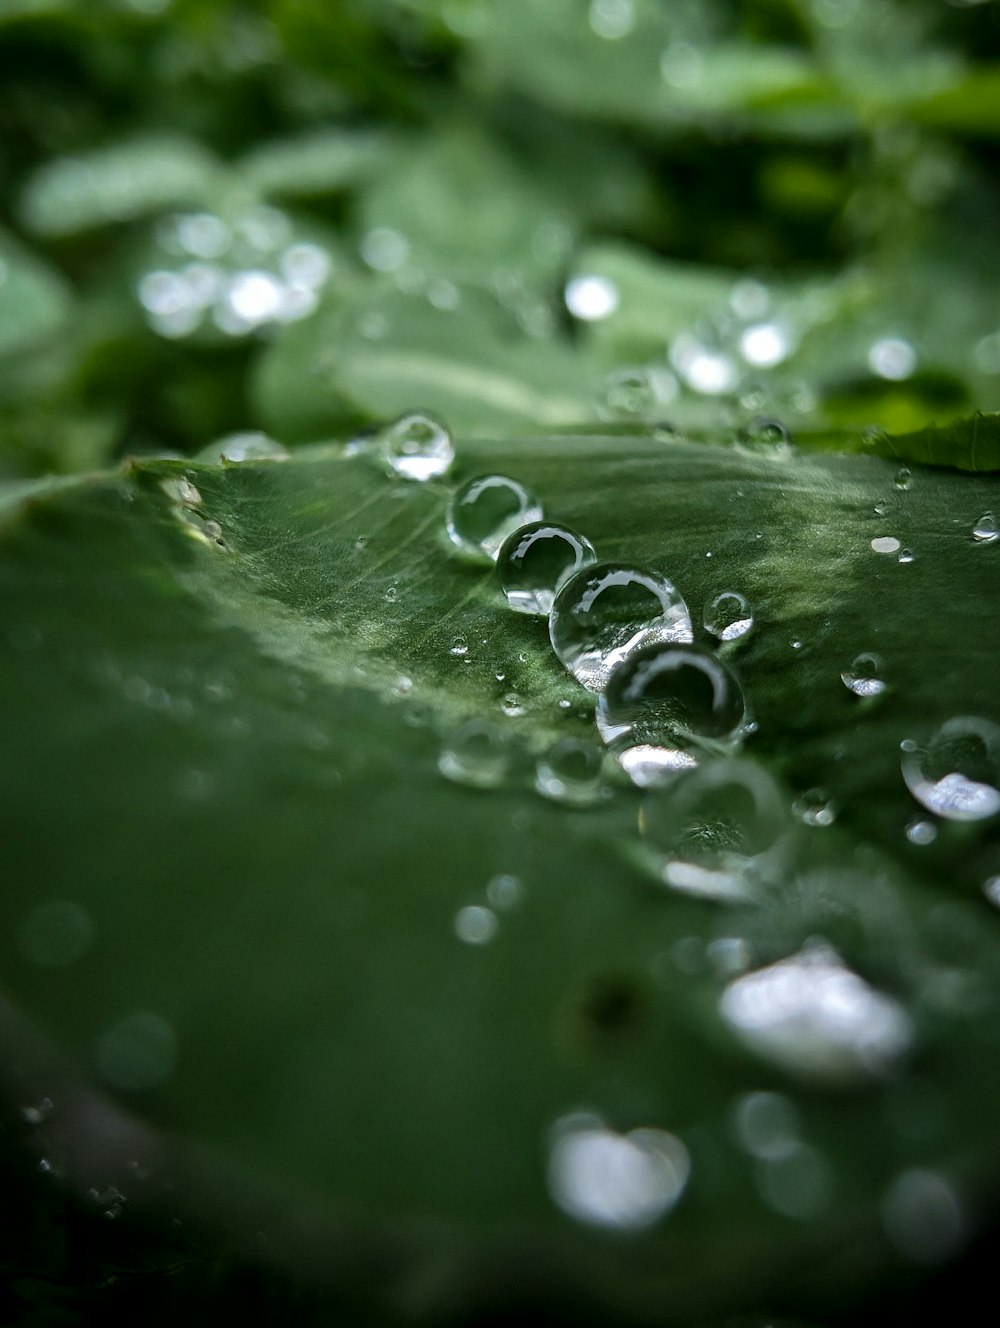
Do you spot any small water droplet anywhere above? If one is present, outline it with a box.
[497,521,597,616]
[703,591,754,643]
[446,474,543,562]
[598,365,677,420]
[901,717,1000,821]
[564,274,619,321]
[379,412,454,481]
[719,940,914,1082]
[732,1091,800,1161]
[841,652,886,698]
[740,416,791,452]
[546,1113,690,1231]
[454,905,498,945]
[871,535,901,555]
[360,226,409,272]
[869,337,917,380]
[894,466,912,490]
[486,874,523,910]
[384,584,398,602]
[203,431,289,463]
[983,875,1000,909]
[972,511,998,544]
[535,738,606,806]
[438,718,511,789]
[897,547,914,564]
[550,562,693,692]
[793,788,837,827]
[906,818,938,846]
[500,691,525,718]
[640,757,787,900]
[449,635,469,657]
[160,476,202,508]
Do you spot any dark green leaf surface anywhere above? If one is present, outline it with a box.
[2,435,1000,1322]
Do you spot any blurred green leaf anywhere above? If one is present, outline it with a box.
[239,126,393,199]
[0,225,73,356]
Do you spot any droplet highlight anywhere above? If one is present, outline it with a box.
[703,591,754,643]
[446,474,543,562]
[901,718,1000,821]
[841,652,886,698]
[497,521,597,616]
[379,412,454,481]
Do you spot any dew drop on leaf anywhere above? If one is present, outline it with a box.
[496,521,597,616]
[841,651,886,698]
[378,412,454,481]
[453,905,498,946]
[972,511,998,544]
[894,466,912,490]
[871,535,901,555]
[535,737,606,806]
[549,562,692,692]
[446,474,543,562]
[438,718,511,789]
[793,788,837,827]
[703,591,754,643]
[901,718,1000,822]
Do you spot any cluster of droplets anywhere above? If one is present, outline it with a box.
[138,206,333,339]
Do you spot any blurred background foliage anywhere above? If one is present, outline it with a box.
[1,0,1000,475]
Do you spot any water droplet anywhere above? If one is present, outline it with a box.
[670,332,738,395]
[535,738,606,806]
[588,0,634,40]
[454,905,498,945]
[486,874,523,910]
[446,474,543,562]
[901,718,1000,821]
[564,274,619,321]
[379,412,454,481]
[882,1170,964,1265]
[871,535,901,555]
[496,521,597,616]
[596,644,748,785]
[639,757,787,900]
[738,323,791,368]
[793,788,837,827]
[500,691,525,718]
[360,226,409,272]
[17,901,94,968]
[438,718,511,789]
[789,638,802,651]
[973,511,998,543]
[549,562,693,692]
[906,818,938,846]
[732,1091,800,1161]
[97,1011,177,1090]
[894,466,912,490]
[546,1113,690,1231]
[740,416,791,451]
[703,591,754,643]
[160,475,202,508]
[598,365,677,420]
[449,635,469,657]
[756,1143,833,1220]
[21,1097,54,1127]
[202,431,289,463]
[897,547,915,564]
[384,585,398,603]
[983,875,1000,909]
[719,940,914,1082]
[868,337,917,380]
[841,651,886,698]
[874,500,890,516]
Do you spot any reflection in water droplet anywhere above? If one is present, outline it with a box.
[732,1091,800,1160]
[719,941,914,1082]
[973,511,998,544]
[547,1114,690,1231]
[704,591,754,643]
[640,757,786,900]
[842,652,886,698]
[564,274,619,321]
[497,521,597,616]
[596,644,748,785]
[905,818,938,846]
[894,466,912,490]
[454,905,498,945]
[446,474,543,562]
[486,874,523,910]
[789,638,803,651]
[17,901,94,968]
[882,1170,964,1265]
[871,535,901,555]
[438,719,511,789]
[740,417,791,452]
[379,412,454,481]
[449,635,469,657]
[97,1011,177,1090]
[793,788,837,827]
[901,718,1000,821]
[550,562,693,692]
[598,365,677,420]
[535,738,606,806]
[198,431,289,463]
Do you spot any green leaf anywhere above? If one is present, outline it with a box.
[3,436,1000,1321]
[239,126,393,199]
[17,137,220,237]
[0,226,73,358]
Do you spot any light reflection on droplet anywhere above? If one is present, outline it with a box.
[588,0,634,39]
[564,274,619,321]
[670,332,739,395]
[454,905,498,946]
[842,651,886,698]
[739,323,791,368]
[906,818,938,846]
[901,718,1000,822]
[486,874,523,910]
[547,1113,690,1231]
[868,337,917,381]
[871,535,901,555]
[719,941,914,1082]
[973,511,998,544]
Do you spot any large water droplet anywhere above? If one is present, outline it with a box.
[197,431,289,463]
[379,412,454,481]
[703,591,754,643]
[549,562,693,692]
[639,757,786,900]
[535,737,606,806]
[446,474,543,562]
[972,511,998,544]
[596,644,748,784]
[497,521,597,616]
[546,1113,690,1231]
[438,718,511,789]
[841,651,886,698]
[719,941,914,1082]
[901,718,1000,821]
